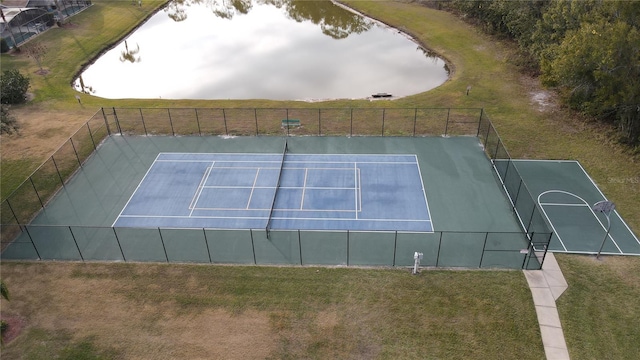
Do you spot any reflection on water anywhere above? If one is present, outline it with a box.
[74,0,448,100]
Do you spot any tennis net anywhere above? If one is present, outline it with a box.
[266,138,288,238]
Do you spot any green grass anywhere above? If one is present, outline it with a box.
[555,254,640,359]
[1,262,544,359]
[5,330,119,360]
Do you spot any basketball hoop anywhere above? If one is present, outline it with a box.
[592,201,615,259]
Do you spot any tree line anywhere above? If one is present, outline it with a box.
[437,0,640,146]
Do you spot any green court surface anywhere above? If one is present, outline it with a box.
[1,135,539,268]
[512,160,640,256]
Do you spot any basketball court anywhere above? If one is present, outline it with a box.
[511,160,640,256]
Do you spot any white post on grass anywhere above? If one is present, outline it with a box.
[413,252,423,275]
[592,200,615,260]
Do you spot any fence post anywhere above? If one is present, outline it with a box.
[68,226,85,262]
[318,108,321,136]
[254,108,259,135]
[346,230,350,266]
[492,138,501,160]
[140,108,148,136]
[286,108,290,137]
[51,156,66,188]
[298,229,302,266]
[112,227,126,262]
[167,109,175,136]
[222,109,228,135]
[23,226,42,260]
[350,108,353,137]
[413,108,417,136]
[483,124,491,150]
[158,228,169,262]
[112,107,122,134]
[5,199,22,225]
[444,108,451,136]
[435,232,443,267]
[250,229,257,264]
[512,179,523,212]
[476,108,484,137]
[479,232,489,268]
[195,108,202,136]
[69,138,82,167]
[29,177,45,209]
[381,108,385,136]
[101,108,112,135]
[392,231,397,266]
[86,122,96,150]
[202,228,212,263]
[521,240,531,269]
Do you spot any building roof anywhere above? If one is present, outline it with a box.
[1,0,30,8]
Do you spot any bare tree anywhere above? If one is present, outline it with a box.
[26,43,48,74]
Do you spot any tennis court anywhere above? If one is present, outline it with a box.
[511,160,640,256]
[3,107,574,268]
[114,152,432,232]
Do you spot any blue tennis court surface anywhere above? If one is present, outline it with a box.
[114,153,432,231]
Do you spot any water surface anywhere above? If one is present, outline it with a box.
[75,0,448,100]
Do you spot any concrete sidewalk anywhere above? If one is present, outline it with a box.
[524,253,570,360]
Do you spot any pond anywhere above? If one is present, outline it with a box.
[74,0,449,101]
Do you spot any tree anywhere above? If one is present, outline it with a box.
[25,42,48,73]
[547,19,640,143]
[0,70,30,104]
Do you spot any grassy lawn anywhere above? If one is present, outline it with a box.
[0,262,542,359]
[1,0,639,358]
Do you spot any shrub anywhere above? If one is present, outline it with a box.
[0,70,30,104]
[1,104,20,135]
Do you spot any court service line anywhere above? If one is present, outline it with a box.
[189,165,211,210]
[246,168,260,210]
[111,153,163,227]
[157,159,418,166]
[192,207,360,212]
[415,155,434,230]
[354,162,358,220]
[200,185,360,190]
[189,163,215,216]
[300,168,309,210]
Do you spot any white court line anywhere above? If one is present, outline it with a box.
[200,185,359,190]
[190,207,360,212]
[514,160,639,248]
[119,214,432,223]
[157,159,417,165]
[125,153,430,230]
[189,163,214,216]
[246,168,260,210]
[538,190,623,254]
[189,165,212,210]
[300,168,308,210]
[415,155,434,230]
[539,203,589,207]
[112,153,162,227]
[357,168,362,212]
[354,162,358,220]
[575,161,640,247]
